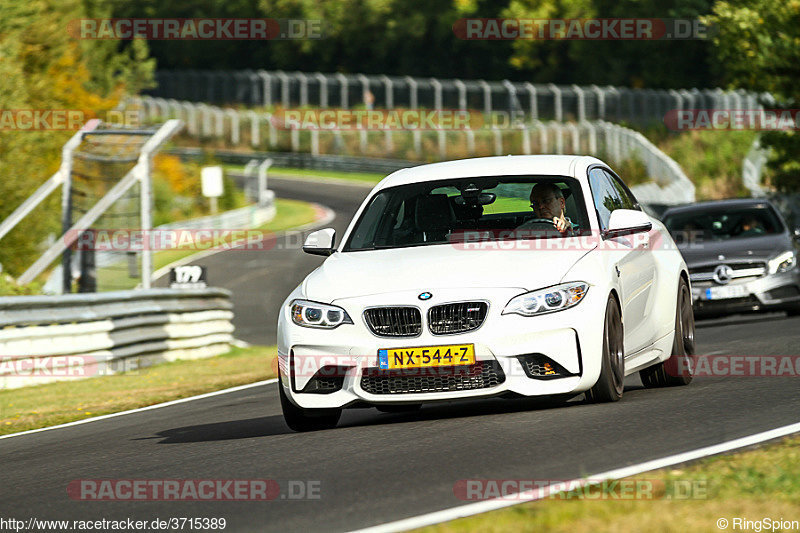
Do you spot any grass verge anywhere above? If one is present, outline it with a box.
[416,434,800,533]
[646,129,758,201]
[0,345,278,436]
[96,197,319,291]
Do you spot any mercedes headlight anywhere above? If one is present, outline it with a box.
[291,300,353,328]
[769,251,797,274]
[502,282,589,317]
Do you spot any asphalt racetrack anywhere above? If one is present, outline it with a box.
[3,177,799,532]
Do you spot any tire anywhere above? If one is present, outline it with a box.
[786,306,800,317]
[585,295,625,403]
[640,277,695,388]
[376,404,422,413]
[279,373,342,432]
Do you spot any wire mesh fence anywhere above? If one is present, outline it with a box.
[68,129,153,292]
[147,70,769,127]
[129,95,693,205]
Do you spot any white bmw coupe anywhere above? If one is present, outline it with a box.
[277,155,695,431]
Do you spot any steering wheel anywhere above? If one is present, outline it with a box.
[519,217,559,230]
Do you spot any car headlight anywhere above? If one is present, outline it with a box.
[768,251,797,274]
[290,300,353,328]
[502,282,589,317]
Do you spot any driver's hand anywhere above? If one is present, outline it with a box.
[553,215,568,233]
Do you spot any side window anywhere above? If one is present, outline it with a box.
[604,170,639,211]
[588,168,623,230]
[393,201,406,229]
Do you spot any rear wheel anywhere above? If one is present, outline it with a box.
[640,277,695,387]
[279,373,342,432]
[585,295,625,403]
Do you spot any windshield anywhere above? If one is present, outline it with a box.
[344,176,590,251]
[663,205,785,242]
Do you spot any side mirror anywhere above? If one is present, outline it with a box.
[303,228,336,256]
[605,209,653,239]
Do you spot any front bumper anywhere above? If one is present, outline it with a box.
[278,287,606,409]
[691,268,800,315]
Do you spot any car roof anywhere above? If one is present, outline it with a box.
[375,155,605,190]
[662,198,777,217]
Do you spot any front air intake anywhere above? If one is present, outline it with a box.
[363,307,422,337]
[428,301,488,335]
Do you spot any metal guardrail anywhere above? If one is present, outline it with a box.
[0,288,234,389]
[168,146,420,174]
[148,70,768,126]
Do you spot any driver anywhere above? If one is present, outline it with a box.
[738,215,766,236]
[527,183,574,233]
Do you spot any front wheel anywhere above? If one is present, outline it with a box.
[279,376,342,432]
[640,277,695,387]
[585,295,625,403]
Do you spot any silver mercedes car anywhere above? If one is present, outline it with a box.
[662,199,800,317]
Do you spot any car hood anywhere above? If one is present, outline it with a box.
[303,242,595,302]
[678,234,792,266]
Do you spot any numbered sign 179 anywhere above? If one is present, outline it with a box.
[169,265,208,288]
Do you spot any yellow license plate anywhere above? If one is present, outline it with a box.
[378,344,475,369]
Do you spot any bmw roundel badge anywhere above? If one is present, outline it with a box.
[418,292,432,301]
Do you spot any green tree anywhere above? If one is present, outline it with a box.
[707,0,800,192]
[0,0,156,279]
[504,0,716,88]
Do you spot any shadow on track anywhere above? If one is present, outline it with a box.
[141,415,294,443]
[144,381,657,444]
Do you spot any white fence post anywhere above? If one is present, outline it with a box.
[493,125,503,155]
[405,76,418,109]
[258,159,272,206]
[431,78,443,111]
[225,109,240,145]
[315,72,328,108]
[381,75,394,109]
[479,80,491,116]
[276,70,290,108]
[248,111,260,147]
[337,73,349,109]
[524,82,538,121]
[454,79,467,110]
[572,85,585,122]
[465,127,475,155]
[548,84,563,122]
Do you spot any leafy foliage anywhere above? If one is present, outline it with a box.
[0,0,156,277]
[706,0,800,192]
